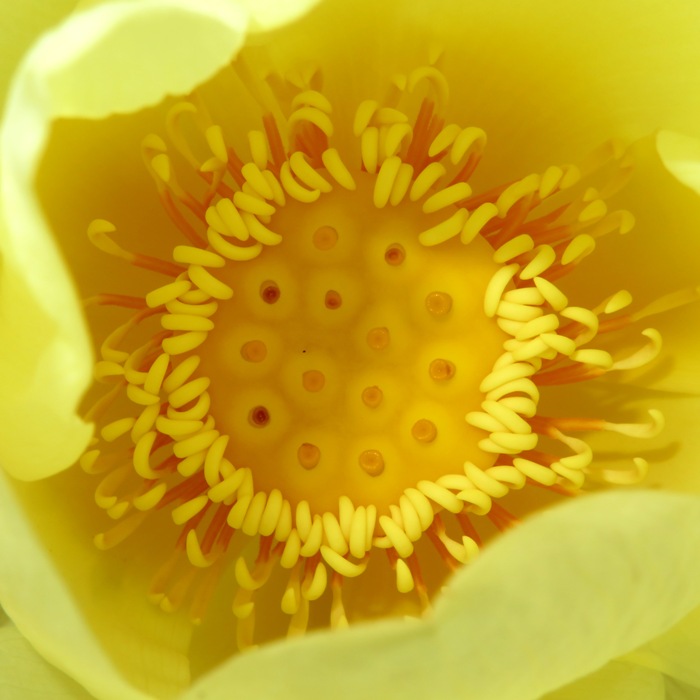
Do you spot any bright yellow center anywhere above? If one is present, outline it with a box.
[200,177,502,514]
[80,57,668,649]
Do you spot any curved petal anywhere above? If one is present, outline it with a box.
[0,0,76,111]
[625,604,700,690]
[542,660,665,700]
[0,0,248,479]
[0,470,155,700]
[658,131,700,197]
[0,618,98,700]
[179,492,700,700]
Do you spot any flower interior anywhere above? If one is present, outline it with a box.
[80,54,679,650]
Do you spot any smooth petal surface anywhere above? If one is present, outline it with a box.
[0,470,153,700]
[658,131,700,197]
[542,660,665,700]
[0,0,76,111]
[179,492,700,700]
[0,615,98,700]
[626,605,700,690]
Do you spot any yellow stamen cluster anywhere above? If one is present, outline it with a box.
[82,59,668,648]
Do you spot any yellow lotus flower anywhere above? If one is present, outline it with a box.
[2,1,700,699]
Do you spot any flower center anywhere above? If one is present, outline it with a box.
[81,57,673,647]
[198,176,503,514]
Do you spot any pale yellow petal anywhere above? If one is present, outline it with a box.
[179,492,700,700]
[0,620,98,700]
[625,605,700,690]
[0,0,76,112]
[542,659,665,700]
[0,470,158,700]
[228,0,323,32]
[657,131,700,197]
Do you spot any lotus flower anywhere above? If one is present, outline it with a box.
[1,1,700,699]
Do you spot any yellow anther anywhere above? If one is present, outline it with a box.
[422,182,471,214]
[395,559,415,593]
[301,561,328,601]
[450,127,487,165]
[241,213,283,246]
[374,156,402,208]
[493,234,535,264]
[379,516,414,558]
[322,512,348,556]
[515,313,560,341]
[417,480,462,513]
[101,417,135,443]
[173,428,219,459]
[280,161,320,203]
[241,162,275,200]
[168,376,210,408]
[429,123,461,157]
[461,202,499,244]
[208,230,263,261]
[349,506,367,559]
[205,125,228,163]
[321,148,356,190]
[496,174,540,216]
[570,348,613,369]
[241,491,267,536]
[291,89,333,114]
[233,191,276,217]
[384,123,413,157]
[208,469,247,504]
[538,165,564,198]
[133,483,167,511]
[578,199,607,222]
[146,279,192,308]
[248,130,269,170]
[290,152,333,194]
[484,264,519,317]
[533,276,568,310]
[562,234,596,265]
[275,500,293,542]
[410,162,447,201]
[288,106,334,136]
[513,458,557,485]
[188,265,233,300]
[418,208,468,246]
[353,99,379,136]
[389,162,414,206]
[172,495,209,525]
[300,516,324,557]
[361,127,379,174]
[320,547,367,578]
[280,530,302,569]
[150,153,171,183]
[407,66,449,107]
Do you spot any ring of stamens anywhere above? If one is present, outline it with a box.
[82,58,684,648]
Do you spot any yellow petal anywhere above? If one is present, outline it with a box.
[0,0,75,112]
[657,130,700,197]
[0,616,98,700]
[542,659,665,700]
[224,0,323,32]
[0,471,156,700]
[625,604,700,690]
[178,492,700,700]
